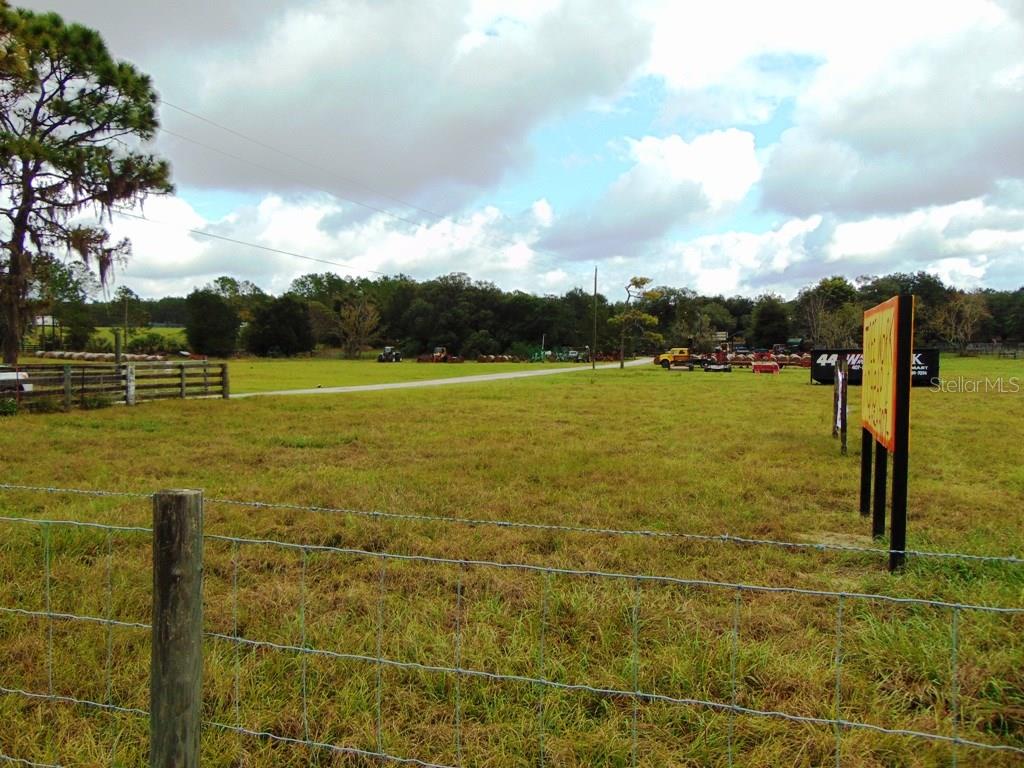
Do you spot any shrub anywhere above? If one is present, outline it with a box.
[61,309,96,351]
[508,341,533,361]
[462,330,500,359]
[79,394,114,410]
[127,331,176,354]
[245,296,315,357]
[185,290,240,357]
[401,340,424,358]
[39,335,63,351]
[0,398,17,417]
[85,336,113,353]
[164,333,186,351]
[27,396,63,414]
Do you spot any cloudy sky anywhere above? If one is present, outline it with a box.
[20,0,1024,299]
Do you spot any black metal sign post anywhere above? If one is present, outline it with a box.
[889,295,914,571]
[873,441,887,539]
[839,354,849,455]
[858,294,915,572]
[859,428,872,517]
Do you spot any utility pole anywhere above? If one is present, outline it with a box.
[592,266,598,371]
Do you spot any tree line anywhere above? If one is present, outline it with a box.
[19,266,1024,360]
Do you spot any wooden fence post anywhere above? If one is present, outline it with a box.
[220,363,230,399]
[125,364,136,406]
[62,366,72,412]
[151,489,203,768]
[179,364,187,399]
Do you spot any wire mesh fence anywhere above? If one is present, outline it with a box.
[3,482,1021,567]
[1,484,1022,767]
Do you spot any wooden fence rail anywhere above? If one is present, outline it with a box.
[1,361,229,410]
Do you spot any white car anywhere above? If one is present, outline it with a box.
[0,368,32,393]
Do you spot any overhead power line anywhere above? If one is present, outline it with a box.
[156,99,563,266]
[159,100,446,223]
[114,209,389,276]
[157,126,429,232]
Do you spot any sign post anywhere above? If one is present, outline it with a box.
[872,441,887,539]
[859,428,872,517]
[832,354,849,455]
[839,355,849,456]
[809,348,939,386]
[889,298,914,571]
[860,295,914,571]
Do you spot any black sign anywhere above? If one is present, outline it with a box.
[811,348,939,386]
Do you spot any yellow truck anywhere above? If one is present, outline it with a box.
[653,347,692,369]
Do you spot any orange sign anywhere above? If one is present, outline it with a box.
[861,296,914,451]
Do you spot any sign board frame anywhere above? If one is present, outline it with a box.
[858,294,914,571]
[809,348,939,386]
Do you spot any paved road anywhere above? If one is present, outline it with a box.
[233,358,653,398]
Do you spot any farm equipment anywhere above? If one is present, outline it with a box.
[751,360,780,374]
[653,347,692,369]
[417,346,464,363]
[559,347,591,363]
[0,367,32,393]
[662,349,812,373]
[377,346,402,363]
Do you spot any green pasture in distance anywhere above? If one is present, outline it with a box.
[93,325,187,341]
[228,357,557,393]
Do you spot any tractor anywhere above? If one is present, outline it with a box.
[416,346,465,363]
[377,346,402,363]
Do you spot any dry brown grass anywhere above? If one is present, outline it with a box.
[0,355,1021,766]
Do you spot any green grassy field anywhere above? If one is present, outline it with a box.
[227,357,546,393]
[0,356,1021,767]
[18,350,549,393]
[93,325,187,342]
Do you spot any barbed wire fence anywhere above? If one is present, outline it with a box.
[2,482,1021,566]
[0,484,1022,767]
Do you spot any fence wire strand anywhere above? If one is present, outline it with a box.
[201,631,1024,756]
[0,606,149,631]
[206,721,457,768]
[2,482,1020,566]
[206,496,1023,566]
[0,685,148,718]
[0,513,151,535]
[0,751,65,768]
[206,533,1023,615]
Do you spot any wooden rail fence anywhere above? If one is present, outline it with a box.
[2,361,229,410]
